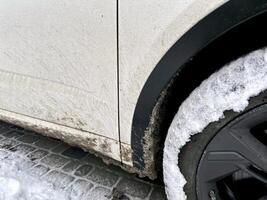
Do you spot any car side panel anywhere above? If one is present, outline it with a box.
[119,0,227,165]
[0,0,120,159]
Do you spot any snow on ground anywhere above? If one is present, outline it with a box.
[0,151,66,200]
[0,150,114,200]
[0,130,162,200]
[163,48,267,200]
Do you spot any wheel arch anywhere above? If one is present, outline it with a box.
[131,0,267,177]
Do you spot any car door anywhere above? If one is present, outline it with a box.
[0,0,119,159]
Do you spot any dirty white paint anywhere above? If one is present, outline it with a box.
[0,108,121,161]
[119,0,227,144]
[0,0,118,140]
[120,143,133,167]
[0,0,230,166]
[164,48,267,200]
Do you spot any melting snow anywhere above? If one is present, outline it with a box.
[163,48,267,200]
[0,151,112,200]
[0,152,66,200]
[0,149,117,200]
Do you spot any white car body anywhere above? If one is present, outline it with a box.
[0,0,226,169]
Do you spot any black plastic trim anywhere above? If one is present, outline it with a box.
[131,0,267,169]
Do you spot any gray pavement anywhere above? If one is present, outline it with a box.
[0,121,167,200]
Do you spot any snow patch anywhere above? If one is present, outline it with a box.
[0,152,66,200]
[163,48,267,200]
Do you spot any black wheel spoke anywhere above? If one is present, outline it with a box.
[197,105,267,200]
[230,129,267,171]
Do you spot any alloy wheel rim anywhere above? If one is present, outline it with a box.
[197,104,267,200]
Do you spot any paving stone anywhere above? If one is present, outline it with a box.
[18,134,40,144]
[116,178,151,198]
[106,165,131,178]
[62,161,81,173]
[10,125,24,131]
[0,127,11,135]
[0,123,166,200]
[62,147,88,159]
[2,154,23,166]
[66,179,93,199]
[0,139,19,150]
[45,170,75,190]
[74,164,93,177]
[0,122,11,133]
[27,150,49,161]
[9,144,35,155]
[0,149,9,159]
[29,164,50,176]
[87,168,119,187]
[41,154,69,168]
[20,160,36,170]
[2,130,24,138]
[85,187,111,200]
[149,186,167,200]
[81,154,106,167]
[52,143,70,153]
[109,188,130,200]
[0,121,7,125]
[34,137,60,149]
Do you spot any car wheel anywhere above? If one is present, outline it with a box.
[163,48,267,200]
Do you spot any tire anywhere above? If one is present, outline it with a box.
[163,48,267,200]
[180,90,267,200]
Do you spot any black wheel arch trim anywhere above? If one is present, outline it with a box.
[131,0,267,170]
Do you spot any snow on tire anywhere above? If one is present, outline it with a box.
[163,48,267,200]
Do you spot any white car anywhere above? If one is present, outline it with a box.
[1,0,267,199]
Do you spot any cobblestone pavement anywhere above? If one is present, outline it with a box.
[0,121,167,200]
